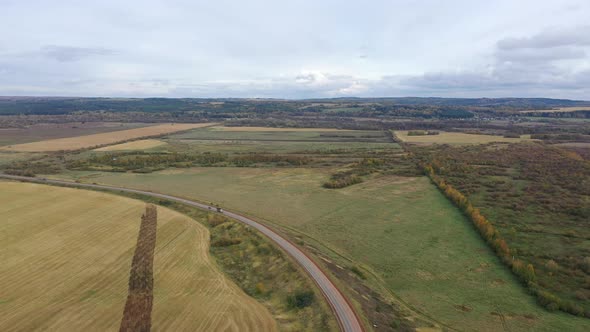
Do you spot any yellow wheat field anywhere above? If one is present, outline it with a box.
[0,123,214,152]
[94,139,167,151]
[0,181,276,332]
[395,131,534,145]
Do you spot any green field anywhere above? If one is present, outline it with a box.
[163,139,397,155]
[168,127,391,142]
[49,167,590,331]
[395,131,534,145]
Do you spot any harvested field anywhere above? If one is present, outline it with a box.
[0,122,149,147]
[95,139,167,151]
[0,123,213,152]
[0,181,276,332]
[210,126,352,132]
[395,131,534,145]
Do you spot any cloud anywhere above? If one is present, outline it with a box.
[495,46,586,63]
[0,1,589,99]
[387,25,590,98]
[494,25,590,66]
[40,45,116,62]
[497,25,590,50]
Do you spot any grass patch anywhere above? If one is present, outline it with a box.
[395,130,535,145]
[169,126,391,142]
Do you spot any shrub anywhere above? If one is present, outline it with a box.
[323,174,362,189]
[545,259,559,273]
[207,214,228,227]
[350,266,367,280]
[535,289,561,311]
[255,282,268,295]
[211,237,241,247]
[287,290,315,309]
[575,289,589,301]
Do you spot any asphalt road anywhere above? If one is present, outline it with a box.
[0,174,364,332]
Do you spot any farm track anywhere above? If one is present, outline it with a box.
[0,173,364,332]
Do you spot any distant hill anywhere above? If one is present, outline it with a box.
[0,96,588,116]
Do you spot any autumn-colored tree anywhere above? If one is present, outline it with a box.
[526,264,536,282]
[494,238,510,257]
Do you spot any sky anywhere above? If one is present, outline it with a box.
[1,0,589,99]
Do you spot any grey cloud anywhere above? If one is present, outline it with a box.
[394,64,589,96]
[497,25,590,49]
[399,72,498,90]
[495,46,586,63]
[41,46,116,62]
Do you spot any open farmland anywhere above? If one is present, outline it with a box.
[210,126,353,132]
[395,131,534,145]
[169,126,392,142]
[95,139,167,151]
[48,167,590,331]
[3,119,590,331]
[0,181,276,332]
[0,123,213,152]
[0,122,150,147]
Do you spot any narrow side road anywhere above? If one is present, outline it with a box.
[0,174,364,332]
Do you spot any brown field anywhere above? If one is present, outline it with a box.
[0,181,276,332]
[210,126,353,132]
[95,139,167,151]
[0,123,214,152]
[523,106,590,113]
[0,122,150,147]
[395,131,534,145]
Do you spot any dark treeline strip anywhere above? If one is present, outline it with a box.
[120,204,158,332]
[67,152,311,173]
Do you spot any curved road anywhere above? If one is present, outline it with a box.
[0,174,364,332]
